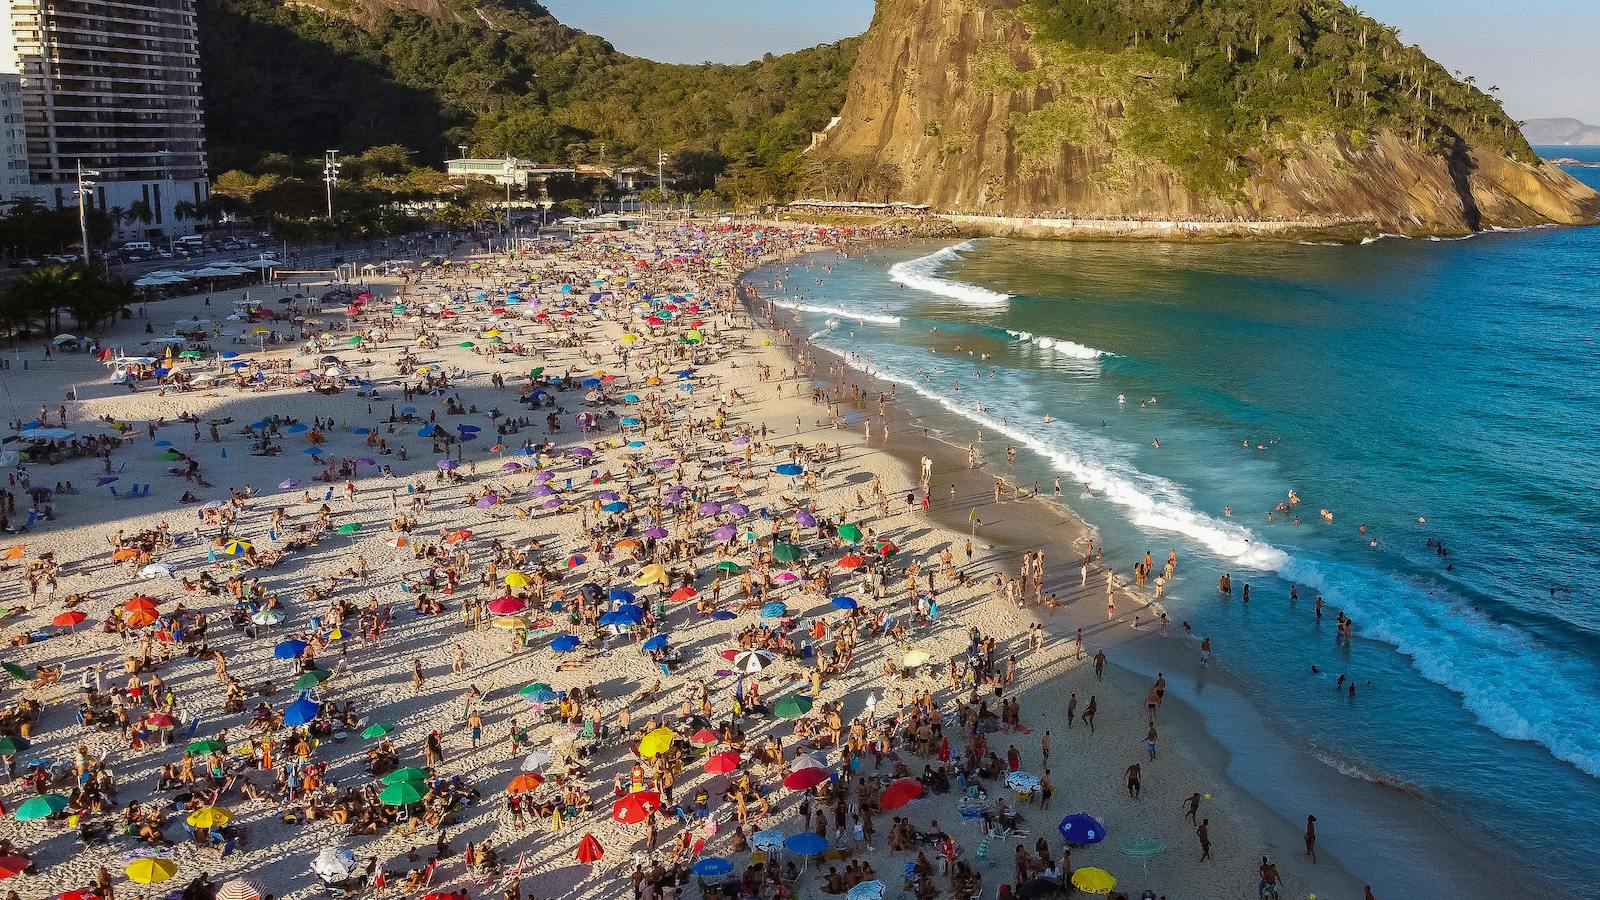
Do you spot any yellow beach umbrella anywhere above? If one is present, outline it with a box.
[126,858,178,884]
[634,564,669,586]
[186,806,233,829]
[1070,867,1116,895]
[504,571,531,588]
[621,334,638,344]
[486,329,502,338]
[492,616,529,630]
[639,727,676,758]
[902,649,931,668]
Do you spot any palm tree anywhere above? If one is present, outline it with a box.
[125,200,154,226]
[173,200,197,222]
[2,197,46,216]
[108,207,127,230]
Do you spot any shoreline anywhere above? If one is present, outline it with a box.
[737,241,1563,899]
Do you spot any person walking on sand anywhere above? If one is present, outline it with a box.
[1066,693,1077,728]
[1183,792,1202,824]
[1125,763,1141,799]
[1304,814,1317,862]
[1094,650,1106,681]
[1197,818,1211,861]
[1083,696,1098,733]
[1145,723,1158,760]
[411,659,425,693]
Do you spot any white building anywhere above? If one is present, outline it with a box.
[0,0,209,239]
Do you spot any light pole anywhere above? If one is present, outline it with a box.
[323,150,340,221]
[501,156,518,239]
[75,160,99,266]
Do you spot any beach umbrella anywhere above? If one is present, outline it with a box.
[493,617,529,631]
[692,857,733,878]
[717,561,743,574]
[278,479,300,489]
[52,611,86,628]
[846,880,886,900]
[551,634,581,653]
[771,542,801,563]
[601,501,628,513]
[380,781,425,806]
[775,694,813,719]
[712,524,738,542]
[311,847,357,881]
[59,889,102,900]
[902,649,931,668]
[186,806,233,829]
[250,609,285,626]
[1070,868,1117,895]
[704,751,741,774]
[110,547,140,563]
[507,773,545,794]
[880,778,923,810]
[760,601,787,619]
[875,540,899,557]
[1120,837,1167,887]
[125,608,159,629]
[488,597,526,615]
[837,523,863,543]
[216,879,265,900]
[0,735,30,755]
[611,791,661,824]
[504,571,531,588]
[14,793,66,820]
[436,458,458,470]
[732,650,773,673]
[576,832,604,865]
[784,832,827,856]
[283,697,321,727]
[783,767,828,791]
[293,670,332,691]
[273,639,308,660]
[775,463,803,477]
[517,682,554,700]
[642,635,669,651]
[751,830,787,852]
[831,596,858,611]
[1058,812,1107,845]
[635,564,669,586]
[837,554,864,570]
[361,723,395,739]
[383,768,428,785]
[0,664,26,683]
[336,522,360,535]
[186,739,227,755]
[522,749,553,772]
[669,586,698,602]
[1004,771,1042,793]
[125,858,177,884]
[139,562,176,579]
[221,540,252,557]
[145,713,177,728]
[644,527,669,539]
[639,727,676,758]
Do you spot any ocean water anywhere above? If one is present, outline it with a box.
[747,158,1600,891]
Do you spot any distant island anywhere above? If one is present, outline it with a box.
[1549,158,1600,168]
[1523,117,1600,145]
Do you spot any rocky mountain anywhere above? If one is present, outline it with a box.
[1522,118,1600,146]
[811,0,1600,233]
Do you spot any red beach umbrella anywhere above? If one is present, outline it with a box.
[689,728,718,746]
[0,856,29,878]
[837,554,864,570]
[783,768,829,791]
[52,611,87,628]
[576,832,604,864]
[612,791,661,824]
[704,751,741,774]
[669,586,697,602]
[880,778,923,810]
[488,597,527,615]
[507,773,545,794]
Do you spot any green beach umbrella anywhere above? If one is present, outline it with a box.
[772,543,801,563]
[178,349,203,359]
[716,561,743,574]
[379,781,425,806]
[336,522,361,535]
[186,739,227,755]
[458,341,475,348]
[518,682,552,699]
[488,336,504,344]
[159,450,181,461]
[361,723,395,740]
[382,767,428,785]
[529,367,544,378]
[15,793,67,821]
[1,663,30,681]
[293,670,332,691]
[774,694,813,719]
[837,523,863,543]
[347,335,364,345]
[0,734,30,756]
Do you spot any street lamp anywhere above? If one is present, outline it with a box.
[323,150,340,221]
[501,156,518,239]
[75,160,99,266]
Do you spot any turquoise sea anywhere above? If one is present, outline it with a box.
[748,149,1600,895]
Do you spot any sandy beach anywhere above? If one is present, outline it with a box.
[0,222,1368,900]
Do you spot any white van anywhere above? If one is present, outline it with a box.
[173,235,204,251]
[122,241,153,253]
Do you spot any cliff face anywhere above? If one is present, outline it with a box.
[816,0,1600,232]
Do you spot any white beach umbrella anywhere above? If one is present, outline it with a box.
[139,562,176,579]
[789,753,827,772]
[216,878,265,900]
[732,649,774,674]
[310,846,357,880]
[521,749,553,772]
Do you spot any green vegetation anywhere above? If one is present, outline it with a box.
[2,263,134,337]
[198,0,857,201]
[1010,0,1535,195]
[0,197,116,258]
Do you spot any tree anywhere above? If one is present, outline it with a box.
[2,263,130,334]
[125,200,154,226]
[173,201,198,222]
[559,198,586,216]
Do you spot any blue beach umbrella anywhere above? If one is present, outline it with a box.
[1058,812,1107,845]
[711,610,736,621]
[303,447,323,455]
[784,832,828,855]
[287,423,308,433]
[273,639,308,660]
[551,634,581,653]
[609,589,635,603]
[775,463,803,477]
[601,501,628,513]
[760,601,787,619]
[153,439,172,447]
[418,424,437,436]
[283,696,321,726]
[692,857,733,877]
[642,635,668,651]
[831,597,858,610]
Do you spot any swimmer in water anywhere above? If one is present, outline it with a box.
[1043,414,1052,423]
[1152,438,1160,448]
[1117,393,1126,404]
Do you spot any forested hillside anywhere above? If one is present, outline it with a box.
[197,0,856,193]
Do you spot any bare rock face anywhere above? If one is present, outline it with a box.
[816,0,1600,232]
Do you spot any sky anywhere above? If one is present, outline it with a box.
[540,0,1600,125]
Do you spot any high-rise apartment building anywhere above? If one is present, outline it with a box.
[0,0,208,240]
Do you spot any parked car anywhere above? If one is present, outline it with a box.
[10,257,38,268]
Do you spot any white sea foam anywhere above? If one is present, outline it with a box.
[889,241,1011,305]
[820,341,1600,779]
[771,299,901,326]
[1005,329,1112,360]
[1359,233,1412,245]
